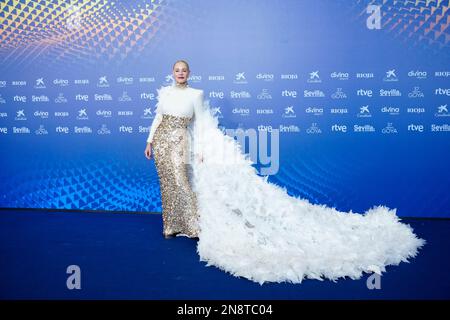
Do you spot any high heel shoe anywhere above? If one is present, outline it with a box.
[176,233,199,240]
[163,232,175,239]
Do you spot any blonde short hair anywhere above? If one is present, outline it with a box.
[173,60,190,71]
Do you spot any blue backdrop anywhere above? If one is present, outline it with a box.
[0,0,449,217]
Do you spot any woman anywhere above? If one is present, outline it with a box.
[144,60,203,239]
[145,60,425,284]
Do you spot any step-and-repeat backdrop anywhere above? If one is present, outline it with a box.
[0,0,449,217]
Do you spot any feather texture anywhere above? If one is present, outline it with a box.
[158,84,426,284]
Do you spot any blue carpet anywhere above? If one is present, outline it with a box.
[0,209,448,299]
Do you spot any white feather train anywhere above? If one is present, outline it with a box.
[182,90,426,285]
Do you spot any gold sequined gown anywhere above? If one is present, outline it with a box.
[152,114,200,238]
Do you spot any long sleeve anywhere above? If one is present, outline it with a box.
[146,86,168,144]
[146,113,163,144]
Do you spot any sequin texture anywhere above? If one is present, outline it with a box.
[152,114,200,238]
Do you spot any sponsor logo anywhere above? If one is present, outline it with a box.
[15,110,27,120]
[55,111,70,117]
[256,108,273,115]
[142,107,156,119]
[230,91,251,99]
[117,110,133,116]
[76,109,89,120]
[282,106,296,118]
[357,105,372,118]
[306,122,322,134]
[74,126,92,134]
[35,125,48,135]
[257,89,272,100]
[306,106,324,116]
[256,73,274,81]
[13,126,31,134]
[75,94,89,102]
[407,124,424,132]
[53,79,69,86]
[119,125,133,133]
[232,107,250,116]
[330,108,348,114]
[307,71,321,83]
[211,106,224,118]
[56,126,70,133]
[383,69,398,82]
[32,95,50,102]
[139,77,156,83]
[304,89,325,98]
[435,71,450,77]
[407,107,425,114]
[55,93,68,103]
[356,72,374,79]
[97,76,109,87]
[354,124,375,132]
[140,92,155,100]
[209,91,225,99]
[431,124,450,132]
[97,124,111,135]
[435,88,450,96]
[34,78,46,89]
[12,80,27,86]
[330,72,349,81]
[280,74,298,80]
[408,70,427,79]
[381,122,398,134]
[282,90,298,98]
[379,88,401,97]
[96,110,112,118]
[95,93,113,101]
[357,89,373,97]
[279,124,300,132]
[74,79,89,85]
[435,104,449,117]
[408,87,425,98]
[34,111,49,119]
[331,88,347,99]
[118,91,132,102]
[381,106,400,115]
[117,77,133,85]
[208,75,225,81]
[331,124,348,133]
[233,72,248,84]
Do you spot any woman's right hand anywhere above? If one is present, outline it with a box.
[144,143,152,160]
